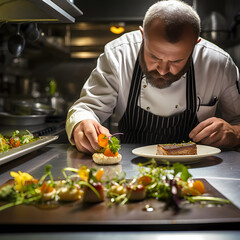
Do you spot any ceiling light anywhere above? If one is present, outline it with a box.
[110,23,125,34]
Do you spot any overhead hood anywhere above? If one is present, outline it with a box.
[0,0,83,23]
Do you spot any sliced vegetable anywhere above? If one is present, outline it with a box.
[10,137,20,147]
[138,176,152,186]
[98,133,109,148]
[95,168,104,181]
[181,180,205,196]
[193,180,205,194]
[40,182,55,194]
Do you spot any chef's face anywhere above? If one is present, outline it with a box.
[139,22,198,89]
[139,43,192,89]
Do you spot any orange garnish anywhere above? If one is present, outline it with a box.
[95,168,104,181]
[41,182,55,193]
[103,148,118,157]
[193,180,205,194]
[10,138,20,147]
[138,176,152,186]
[98,133,109,148]
[182,180,205,196]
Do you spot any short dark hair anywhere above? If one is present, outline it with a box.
[143,0,201,43]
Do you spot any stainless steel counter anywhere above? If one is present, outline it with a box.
[0,143,240,238]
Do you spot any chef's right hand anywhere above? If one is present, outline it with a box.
[72,119,110,154]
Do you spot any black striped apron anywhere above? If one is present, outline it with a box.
[118,57,199,144]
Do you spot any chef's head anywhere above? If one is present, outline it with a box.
[139,0,201,89]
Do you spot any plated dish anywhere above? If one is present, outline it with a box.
[0,135,59,165]
[132,144,221,163]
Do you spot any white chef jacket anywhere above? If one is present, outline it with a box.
[66,30,240,144]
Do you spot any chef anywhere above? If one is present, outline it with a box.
[66,0,240,154]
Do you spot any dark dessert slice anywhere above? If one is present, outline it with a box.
[156,142,197,155]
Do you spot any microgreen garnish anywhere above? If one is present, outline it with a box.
[39,165,54,186]
[0,160,231,212]
[98,133,122,155]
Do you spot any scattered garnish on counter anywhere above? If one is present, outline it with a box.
[0,159,230,212]
[92,133,123,165]
[0,164,105,211]
[0,130,39,153]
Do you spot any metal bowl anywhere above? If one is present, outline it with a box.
[0,112,47,126]
[31,103,55,115]
[4,99,55,116]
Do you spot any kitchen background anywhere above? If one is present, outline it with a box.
[0,0,240,140]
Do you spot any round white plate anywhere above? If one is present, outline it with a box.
[132,144,221,163]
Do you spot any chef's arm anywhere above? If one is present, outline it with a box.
[66,49,120,146]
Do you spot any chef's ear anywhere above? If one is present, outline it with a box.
[139,26,144,39]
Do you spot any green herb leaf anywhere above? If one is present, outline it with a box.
[108,136,120,154]
[173,162,192,181]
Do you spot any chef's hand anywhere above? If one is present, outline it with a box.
[189,117,240,147]
[73,119,110,154]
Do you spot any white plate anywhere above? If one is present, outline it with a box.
[0,136,59,166]
[132,144,221,163]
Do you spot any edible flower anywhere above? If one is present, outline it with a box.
[10,171,34,191]
[78,166,90,182]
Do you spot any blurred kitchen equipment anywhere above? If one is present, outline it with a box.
[3,99,55,116]
[202,11,229,42]
[231,10,240,39]
[0,112,47,126]
[22,23,40,41]
[17,77,31,96]
[50,95,67,116]
[47,77,68,116]
[7,24,25,57]
[1,0,82,23]
[32,103,55,115]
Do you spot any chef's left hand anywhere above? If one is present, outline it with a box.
[189,117,240,147]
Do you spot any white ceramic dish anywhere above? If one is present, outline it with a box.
[132,144,221,163]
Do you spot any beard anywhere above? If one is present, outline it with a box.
[139,43,192,89]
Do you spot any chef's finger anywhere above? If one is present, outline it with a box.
[75,131,95,154]
[83,127,100,151]
[96,124,110,136]
[199,131,222,146]
[189,117,219,140]
[75,143,92,155]
[189,122,218,143]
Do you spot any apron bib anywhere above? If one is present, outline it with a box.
[118,57,199,144]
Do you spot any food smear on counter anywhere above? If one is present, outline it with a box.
[0,159,230,212]
[0,130,39,153]
[156,142,197,155]
[92,133,122,165]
